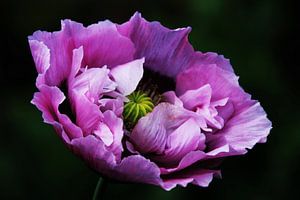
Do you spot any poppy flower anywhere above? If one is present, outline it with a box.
[29,12,272,190]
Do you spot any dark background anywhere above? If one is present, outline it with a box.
[1,0,299,199]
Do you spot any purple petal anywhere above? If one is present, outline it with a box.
[177,65,271,154]
[71,135,117,173]
[114,155,162,185]
[31,85,83,140]
[62,19,135,68]
[29,25,75,86]
[161,169,219,191]
[70,66,111,103]
[131,103,206,165]
[153,119,204,166]
[218,102,272,153]
[99,98,124,117]
[162,91,183,107]
[101,111,124,161]
[179,84,212,110]
[28,40,50,74]
[71,135,162,185]
[110,58,144,96]
[94,123,113,146]
[190,52,234,72]
[176,64,249,110]
[118,12,194,77]
[71,93,102,136]
[130,104,169,154]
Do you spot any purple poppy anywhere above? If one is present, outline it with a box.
[29,12,272,190]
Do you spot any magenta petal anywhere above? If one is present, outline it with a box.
[101,111,124,161]
[71,135,117,172]
[162,169,219,191]
[110,58,144,96]
[70,67,111,102]
[31,85,83,140]
[71,135,162,185]
[94,123,113,146]
[114,155,162,185]
[99,98,124,117]
[29,25,75,86]
[218,102,272,153]
[28,40,50,74]
[155,119,204,166]
[130,105,168,154]
[191,52,234,72]
[179,84,212,110]
[62,19,135,68]
[176,64,249,109]
[118,12,194,77]
[162,91,183,107]
[72,93,102,136]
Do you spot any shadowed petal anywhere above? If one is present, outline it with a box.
[31,85,83,140]
[118,12,194,77]
[161,169,220,191]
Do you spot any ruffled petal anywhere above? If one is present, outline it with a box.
[70,66,111,103]
[71,135,162,185]
[29,24,75,86]
[179,84,212,110]
[62,19,135,68]
[71,135,117,173]
[110,58,144,96]
[190,52,234,72]
[176,64,250,110]
[118,12,194,77]
[101,111,124,161]
[99,98,124,117]
[162,91,183,107]
[31,85,83,140]
[177,65,272,154]
[71,93,102,136]
[114,155,162,185]
[153,119,204,166]
[28,40,50,74]
[161,169,220,191]
[131,103,206,164]
[217,102,272,153]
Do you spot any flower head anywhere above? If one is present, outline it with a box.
[29,12,272,190]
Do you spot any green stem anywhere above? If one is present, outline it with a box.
[92,177,106,200]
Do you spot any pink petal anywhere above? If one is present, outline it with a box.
[70,66,111,102]
[162,91,183,107]
[118,12,194,77]
[62,19,135,68]
[191,52,234,72]
[28,40,50,74]
[31,85,83,140]
[179,84,212,110]
[94,123,113,146]
[219,102,272,153]
[154,119,204,166]
[161,169,219,191]
[110,58,144,96]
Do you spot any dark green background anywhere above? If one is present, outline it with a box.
[1,0,299,199]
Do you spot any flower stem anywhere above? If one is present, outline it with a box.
[92,177,106,200]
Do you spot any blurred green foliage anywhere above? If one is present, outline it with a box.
[1,0,299,199]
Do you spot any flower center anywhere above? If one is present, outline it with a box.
[123,91,154,129]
